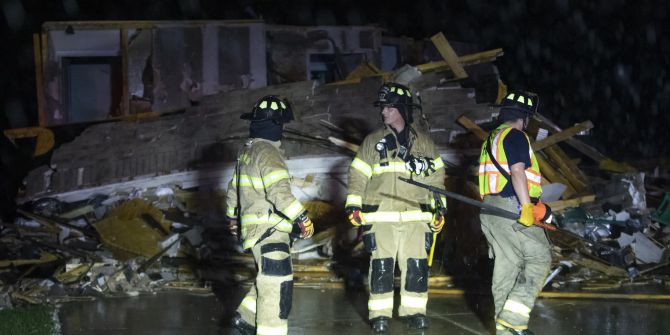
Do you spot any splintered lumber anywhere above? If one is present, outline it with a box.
[345,62,383,81]
[543,146,588,191]
[547,195,596,212]
[333,48,503,85]
[531,121,593,151]
[416,48,504,73]
[0,252,59,267]
[534,113,607,162]
[535,154,578,199]
[456,115,489,140]
[4,127,55,156]
[543,145,589,192]
[429,32,468,79]
[328,136,359,153]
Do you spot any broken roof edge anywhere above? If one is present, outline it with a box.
[20,148,469,204]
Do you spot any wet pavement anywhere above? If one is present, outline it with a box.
[58,287,670,335]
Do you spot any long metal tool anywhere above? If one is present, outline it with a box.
[399,177,519,220]
[398,177,556,231]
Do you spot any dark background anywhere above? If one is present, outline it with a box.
[2,0,670,159]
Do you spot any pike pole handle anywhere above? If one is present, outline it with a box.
[514,221,558,232]
[428,232,438,267]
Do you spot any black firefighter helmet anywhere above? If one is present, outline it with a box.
[497,91,537,122]
[373,82,421,124]
[241,95,294,124]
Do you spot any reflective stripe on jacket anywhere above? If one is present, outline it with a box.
[226,138,305,249]
[478,124,542,198]
[346,126,446,222]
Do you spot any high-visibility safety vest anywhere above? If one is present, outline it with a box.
[346,126,446,223]
[478,124,542,198]
[226,138,305,249]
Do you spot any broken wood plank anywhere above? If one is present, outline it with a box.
[328,136,359,152]
[534,113,607,162]
[531,121,594,151]
[18,208,96,237]
[430,32,468,79]
[3,127,55,157]
[0,252,59,268]
[416,48,504,73]
[543,145,589,192]
[456,115,489,140]
[570,254,628,277]
[535,153,578,199]
[545,143,590,185]
[345,62,383,81]
[332,48,502,85]
[547,195,596,212]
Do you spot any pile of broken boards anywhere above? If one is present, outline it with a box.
[0,184,372,310]
[0,189,217,310]
[455,112,670,292]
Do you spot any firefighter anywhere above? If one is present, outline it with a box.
[345,82,447,333]
[478,91,551,335]
[226,95,314,335]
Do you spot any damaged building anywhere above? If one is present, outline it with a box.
[1,18,670,334]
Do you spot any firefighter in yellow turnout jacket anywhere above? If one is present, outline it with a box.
[227,96,314,335]
[346,83,446,333]
[478,92,551,335]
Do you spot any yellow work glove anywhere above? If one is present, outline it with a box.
[294,212,314,239]
[518,203,535,226]
[347,207,366,226]
[430,211,445,233]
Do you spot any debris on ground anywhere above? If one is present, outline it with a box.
[1,29,669,311]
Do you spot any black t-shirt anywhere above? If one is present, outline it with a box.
[498,128,531,197]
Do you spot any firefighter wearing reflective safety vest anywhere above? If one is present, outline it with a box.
[478,91,551,335]
[346,82,446,333]
[226,95,314,335]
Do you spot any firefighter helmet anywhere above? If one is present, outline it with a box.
[241,95,294,124]
[373,82,420,124]
[498,91,537,121]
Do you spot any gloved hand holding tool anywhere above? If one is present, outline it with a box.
[293,211,314,239]
[346,207,366,226]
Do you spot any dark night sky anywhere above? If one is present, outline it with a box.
[2,0,670,159]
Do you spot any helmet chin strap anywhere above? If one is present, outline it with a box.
[523,115,529,130]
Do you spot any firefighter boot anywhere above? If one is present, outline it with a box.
[403,314,429,329]
[231,312,255,335]
[370,316,390,333]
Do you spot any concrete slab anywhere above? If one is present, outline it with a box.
[58,287,670,335]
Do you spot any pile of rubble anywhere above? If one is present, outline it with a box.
[3,31,670,310]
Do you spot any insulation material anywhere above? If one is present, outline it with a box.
[93,199,172,260]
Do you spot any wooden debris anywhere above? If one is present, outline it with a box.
[429,32,468,79]
[531,121,593,151]
[3,127,55,157]
[416,48,504,73]
[543,145,589,193]
[0,252,59,268]
[547,195,597,212]
[534,154,578,198]
[534,112,607,162]
[328,136,359,153]
[456,116,488,140]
